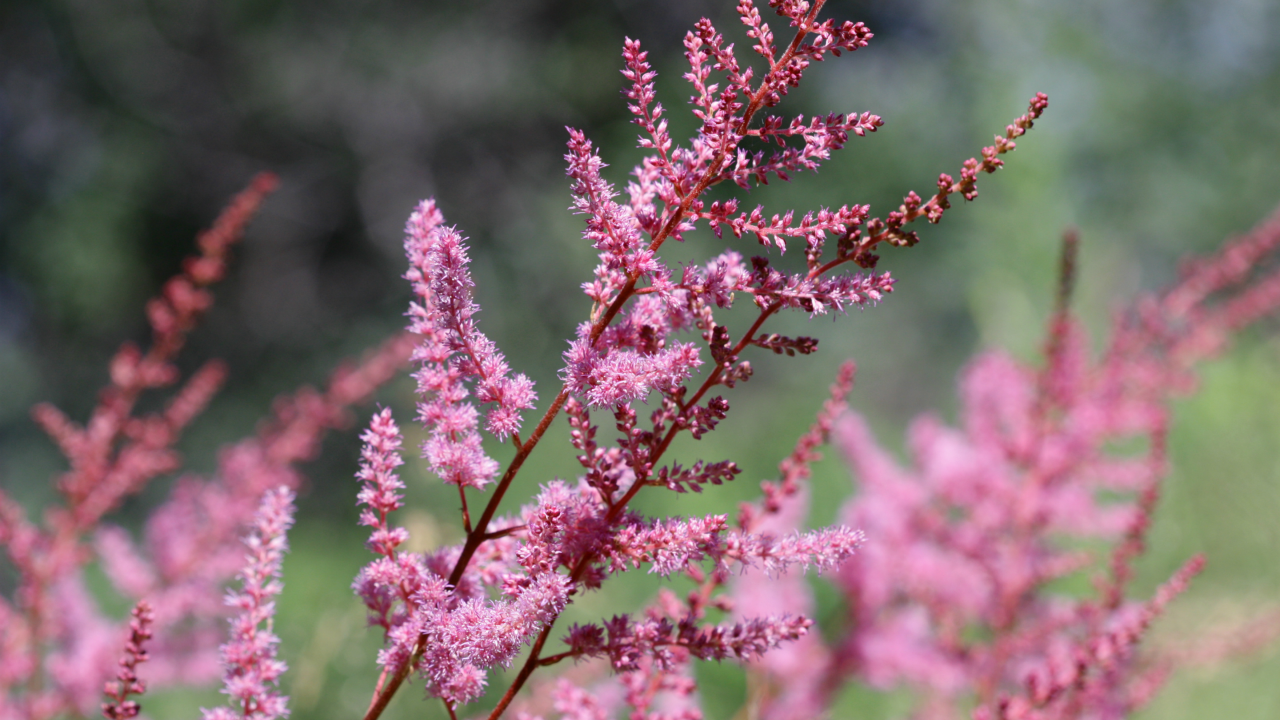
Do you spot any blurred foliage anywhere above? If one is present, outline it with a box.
[2,0,1280,718]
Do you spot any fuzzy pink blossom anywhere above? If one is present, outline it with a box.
[201,486,295,720]
[608,515,728,577]
[404,200,537,489]
[562,337,703,409]
[410,573,572,705]
[101,602,154,720]
[355,408,409,558]
[350,8,1057,720]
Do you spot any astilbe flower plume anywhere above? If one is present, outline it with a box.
[201,486,296,720]
[101,601,154,720]
[348,3,1054,720]
[0,177,277,720]
[405,199,538,490]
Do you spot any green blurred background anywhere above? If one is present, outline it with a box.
[2,0,1279,718]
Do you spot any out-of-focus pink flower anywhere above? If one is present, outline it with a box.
[201,487,296,720]
[730,211,1280,719]
[101,602,154,720]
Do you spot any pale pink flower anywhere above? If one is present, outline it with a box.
[404,200,536,489]
[202,487,296,720]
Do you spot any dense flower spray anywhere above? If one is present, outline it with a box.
[202,486,296,720]
[349,2,1047,718]
[4,2,1280,720]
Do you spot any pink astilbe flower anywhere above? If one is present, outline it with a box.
[405,200,537,490]
[201,486,296,720]
[355,408,409,561]
[21,2,1280,720]
[101,601,154,720]
[0,175,415,720]
[353,6,1052,720]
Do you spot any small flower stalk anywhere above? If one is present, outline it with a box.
[101,601,155,720]
[202,487,296,720]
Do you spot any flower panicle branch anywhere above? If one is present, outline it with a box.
[100,602,154,720]
[564,612,814,672]
[32,173,278,529]
[405,200,538,491]
[847,92,1050,268]
[201,486,296,720]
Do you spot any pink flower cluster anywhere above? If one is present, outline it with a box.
[405,200,538,490]
[5,2,1280,720]
[348,3,1050,719]
[202,487,296,720]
